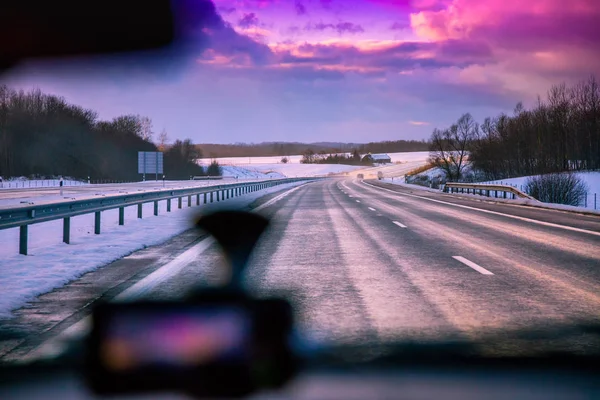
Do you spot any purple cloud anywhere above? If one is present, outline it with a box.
[335,22,365,34]
[390,21,407,30]
[295,0,307,15]
[238,12,259,28]
[218,6,236,15]
[307,21,365,34]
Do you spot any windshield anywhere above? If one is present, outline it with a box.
[0,0,599,365]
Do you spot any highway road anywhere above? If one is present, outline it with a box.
[1,178,600,362]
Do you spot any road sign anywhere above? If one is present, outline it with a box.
[138,151,164,174]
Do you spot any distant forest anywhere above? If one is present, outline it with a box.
[197,140,429,158]
[0,87,207,180]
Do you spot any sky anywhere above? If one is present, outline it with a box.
[2,0,600,144]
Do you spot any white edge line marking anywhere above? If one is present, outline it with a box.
[363,181,600,237]
[392,221,407,228]
[254,184,305,211]
[453,256,494,275]
[22,183,307,361]
[368,207,376,211]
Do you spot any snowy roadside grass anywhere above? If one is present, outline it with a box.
[373,179,600,216]
[0,181,308,319]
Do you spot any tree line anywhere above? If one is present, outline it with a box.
[0,86,217,180]
[429,75,600,182]
[198,140,429,159]
[300,149,373,165]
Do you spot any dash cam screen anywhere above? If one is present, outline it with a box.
[99,306,252,371]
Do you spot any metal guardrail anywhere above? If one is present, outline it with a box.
[0,178,316,255]
[443,182,537,201]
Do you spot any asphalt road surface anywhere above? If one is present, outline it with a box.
[2,178,600,363]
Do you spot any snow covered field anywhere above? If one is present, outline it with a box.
[199,151,429,165]
[198,151,430,177]
[218,165,285,179]
[0,181,309,319]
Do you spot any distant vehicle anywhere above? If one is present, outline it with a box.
[377,171,384,180]
[357,173,364,179]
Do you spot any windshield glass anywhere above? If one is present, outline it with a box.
[0,0,599,365]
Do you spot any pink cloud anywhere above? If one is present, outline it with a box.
[408,0,600,89]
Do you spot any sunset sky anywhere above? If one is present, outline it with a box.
[3,0,599,143]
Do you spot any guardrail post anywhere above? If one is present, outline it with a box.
[210,192,214,203]
[63,217,71,244]
[216,191,220,201]
[178,197,182,209]
[503,191,507,199]
[227,189,230,199]
[138,204,143,218]
[204,193,207,204]
[188,195,192,207]
[167,199,171,212]
[95,211,101,234]
[119,207,125,224]
[154,201,159,216]
[19,225,28,255]
[196,194,200,205]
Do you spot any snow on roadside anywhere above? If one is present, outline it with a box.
[0,181,308,319]
[0,178,87,190]
[0,178,275,208]
[480,172,600,210]
[377,178,600,215]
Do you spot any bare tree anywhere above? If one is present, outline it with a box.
[136,115,154,142]
[429,113,478,181]
[157,128,169,151]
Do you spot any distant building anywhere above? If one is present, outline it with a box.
[362,153,391,164]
